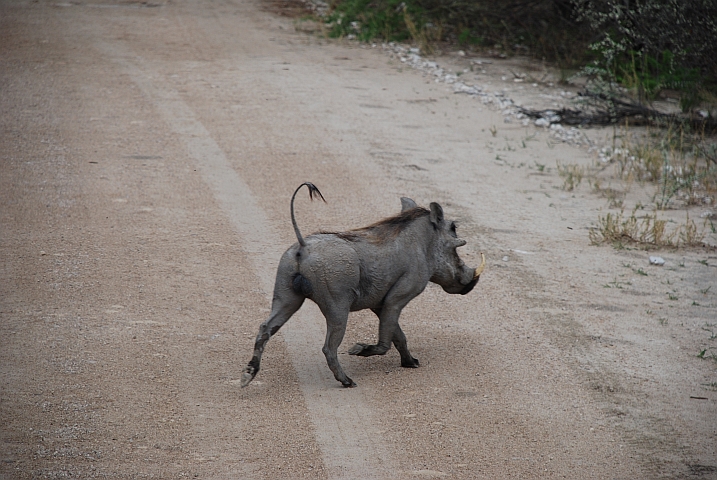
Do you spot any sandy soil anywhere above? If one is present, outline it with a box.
[1,1,716,478]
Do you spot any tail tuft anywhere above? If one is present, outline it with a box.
[304,182,325,203]
[291,182,326,247]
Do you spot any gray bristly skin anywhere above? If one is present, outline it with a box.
[241,183,483,388]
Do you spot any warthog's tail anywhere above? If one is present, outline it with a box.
[291,182,325,247]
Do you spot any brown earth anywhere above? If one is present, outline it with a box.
[1,1,716,479]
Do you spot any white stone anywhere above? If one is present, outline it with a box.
[649,256,665,266]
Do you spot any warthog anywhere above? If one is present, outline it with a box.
[241,182,485,388]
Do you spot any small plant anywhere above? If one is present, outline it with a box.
[679,214,703,245]
[697,348,717,363]
[658,317,668,326]
[535,161,546,173]
[635,268,648,276]
[403,8,438,54]
[522,133,537,147]
[590,179,626,208]
[667,292,679,301]
[604,277,626,289]
[557,162,585,191]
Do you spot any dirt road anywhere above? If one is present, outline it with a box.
[1,1,716,478]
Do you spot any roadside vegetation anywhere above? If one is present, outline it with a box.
[583,121,717,249]
[310,0,717,250]
[320,0,716,114]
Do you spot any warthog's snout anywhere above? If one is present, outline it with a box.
[459,253,486,295]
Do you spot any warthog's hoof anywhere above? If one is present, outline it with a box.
[401,357,420,368]
[348,343,369,356]
[341,377,357,388]
[240,367,256,388]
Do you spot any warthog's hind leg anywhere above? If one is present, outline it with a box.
[320,305,355,387]
[240,289,304,387]
[348,307,419,368]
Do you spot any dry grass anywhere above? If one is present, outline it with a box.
[597,123,717,209]
[574,119,717,250]
[589,208,706,249]
[557,161,585,191]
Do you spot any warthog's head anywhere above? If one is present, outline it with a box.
[419,201,485,295]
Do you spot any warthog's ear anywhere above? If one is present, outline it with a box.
[429,202,444,227]
[400,197,418,212]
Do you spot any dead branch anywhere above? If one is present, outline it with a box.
[519,91,717,133]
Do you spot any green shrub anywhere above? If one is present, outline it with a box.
[322,0,717,108]
[325,0,425,42]
[573,0,717,111]
[324,0,593,65]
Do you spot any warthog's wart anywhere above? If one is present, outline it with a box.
[241,182,485,388]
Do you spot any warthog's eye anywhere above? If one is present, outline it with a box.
[450,222,457,236]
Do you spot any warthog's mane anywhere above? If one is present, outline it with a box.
[323,206,430,243]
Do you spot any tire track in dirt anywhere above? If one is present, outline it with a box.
[97,39,398,479]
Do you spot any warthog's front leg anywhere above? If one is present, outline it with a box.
[390,323,419,368]
[348,306,419,368]
[240,289,304,387]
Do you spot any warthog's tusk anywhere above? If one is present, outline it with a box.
[473,253,486,279]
